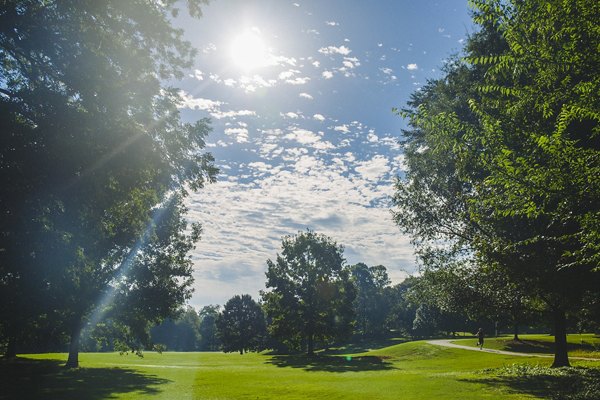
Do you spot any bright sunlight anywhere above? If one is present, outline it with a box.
[230,29,271,70]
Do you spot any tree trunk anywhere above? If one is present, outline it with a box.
[4,335,17,358]
[551,308,570,368]
[307,333,314,356]
[65,328,80,368]
[513,323,519,341]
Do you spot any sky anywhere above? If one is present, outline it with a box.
[171,0,476,308]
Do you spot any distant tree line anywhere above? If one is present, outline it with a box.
[34,230,595,356]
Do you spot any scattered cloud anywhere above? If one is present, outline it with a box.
[407,63,418,70]
[322,70,334,79]
[318,45,352,56]
[285,76,311,85]
[299,92,313,100]
[178,90,222,111]
[333,124,350,133]
[224,127,249,143]
[210,109,257,119]
[355,155,390,181]
[325,21,339,26]
[313,114,325,121]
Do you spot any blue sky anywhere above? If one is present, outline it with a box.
[172,0,476,307]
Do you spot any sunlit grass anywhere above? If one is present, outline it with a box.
[4,340,598,399]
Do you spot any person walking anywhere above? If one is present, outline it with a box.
[476,328,484,350]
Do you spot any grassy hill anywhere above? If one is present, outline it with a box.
[2,339,599,399]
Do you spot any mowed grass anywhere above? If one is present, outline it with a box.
[451,333,600,359]
[2,340,599,399]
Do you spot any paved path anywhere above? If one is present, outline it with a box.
[426,339,599,361]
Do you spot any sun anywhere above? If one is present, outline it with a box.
[230,29,271,71]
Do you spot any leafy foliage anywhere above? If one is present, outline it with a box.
[0,0,216,366]
[392,0,600,367]
[262,231,356,355]
[216,295,266,354]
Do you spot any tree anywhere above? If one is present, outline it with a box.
[385,278,419,337]
[150,306,202,351]
[262,231,356,355]
[463,0,600,366]
[350,263,391,337]
[0,0,216,366]
[198,305,221,351]
[392,0,600,367]
[216,295,266,354]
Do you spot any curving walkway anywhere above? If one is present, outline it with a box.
[426,339,599,361]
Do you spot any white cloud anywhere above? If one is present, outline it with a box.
[367,131,379,142]
[202,43,217,54]
[334,125,350,134]
[325,21,339,26]
[313,114,325,121]
[177,90,223,111]
[322,70,334,79]
[355,155,390,181]
[312,60,320,68]
[380,67,393,75]
[318,45,352,56]
[342,57,360,69]
[407,63,418,70]
[286,76,311,85]
[282,112,300,119]
[224,127,249,143]
[285,128,320,145]
[210,109,256,119]
[278,69,299,80]
[190,69,204,80]
[299,92,313,100]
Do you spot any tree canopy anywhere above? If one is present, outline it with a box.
[262,231,355,355]
[392,0,600,367]
[0,0,216,366]
[217,294,266,355]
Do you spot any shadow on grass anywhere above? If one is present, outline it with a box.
[502,339,598,355]
[0,357,170,400]
[464,366,600,399]
[266,354,395,373]
[320,337,408,355]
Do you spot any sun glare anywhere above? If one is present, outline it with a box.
[230,30,270,70]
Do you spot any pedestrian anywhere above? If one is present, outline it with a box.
[476,328,484,350]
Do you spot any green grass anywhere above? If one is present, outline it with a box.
[2,340,599,399]
[451,333,600,359]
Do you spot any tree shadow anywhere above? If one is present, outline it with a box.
[0,357,171,399]
[320,337,408,355]
[462,367,600,399]
[265,354,395,372]
[503,339,598,355]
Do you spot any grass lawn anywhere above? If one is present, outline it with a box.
[2,340,599,399]
[451,333,600,359]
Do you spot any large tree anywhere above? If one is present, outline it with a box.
[392,0,600,367]
[262,231,356,355]
[0,0,216,366]
[350,263,390,337]
[216,294,266,355]
[198,305,221,351]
